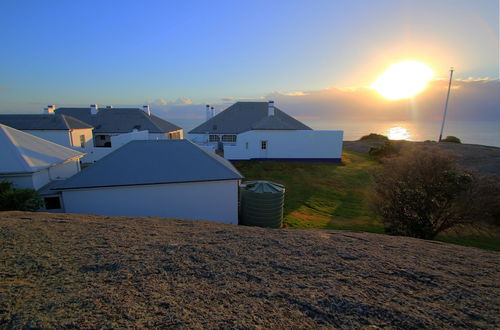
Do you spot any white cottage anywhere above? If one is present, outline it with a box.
[188,101,343,161]
[55,104,184,163]
[0,111,93,150]
[54,140,243,224]
[0,124,84,210]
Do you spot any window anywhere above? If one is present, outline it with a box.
[261,140,268,150]
[221,135,237,143]
[209,135,220,142]
[245,142,249,149]
[44,197,61,210]
[79,135,85,148]
[94,135,112,148]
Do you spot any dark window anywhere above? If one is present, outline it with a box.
[209,135,220,142]
[44,197,61,210]
[221,135,236,142]
[261,140,268,150]
[79,135,85,148]
[94,135,112,148]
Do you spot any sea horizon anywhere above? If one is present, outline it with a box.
[168,118,500,148]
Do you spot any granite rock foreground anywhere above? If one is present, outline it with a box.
[1,211,499,328]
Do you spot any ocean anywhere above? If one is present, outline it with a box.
[171,118,500,148]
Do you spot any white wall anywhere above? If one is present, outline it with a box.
[83,130,150,163]
[0,174,36,190]
[189,130,343,160]
[24,130,72,148]
[70,128,93,148]
[61,180,239,224]
[49,159,80,180]
[31,169,51,190]
[0,159,81,190]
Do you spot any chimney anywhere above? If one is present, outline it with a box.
[143,105,151,116]
[44,105,55,114]
[90,104,99,115]
[106,105,113,109]
[211,106,215,118]
[206,104,211,121]
[268,100,275,116]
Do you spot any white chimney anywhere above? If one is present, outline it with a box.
[143,105,151,116]
[106,105,113,109]
[90,104,99,115]
[206,104,211,121]
[268,100,275,116]
[44,105,55,114]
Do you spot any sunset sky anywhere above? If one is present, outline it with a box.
[0,0,498,122]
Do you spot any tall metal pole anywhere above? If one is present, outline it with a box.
[439,67,454,142]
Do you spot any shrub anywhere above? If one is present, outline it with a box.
[441,136,461,143]
[368,141,401,160]
[0,181,43,211]
[359,133,389,141]
[371,146,499,239]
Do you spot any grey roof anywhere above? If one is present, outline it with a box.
[0,114,93,130]
[54,140,243,190]
[55,107,182,133]
[0,124,83,174]
[189,102,312,134]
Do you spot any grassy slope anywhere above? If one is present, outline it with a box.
[233,151,500,251]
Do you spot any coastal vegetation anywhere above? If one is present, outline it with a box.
[371,146,499,239]
[0,181,42,212]
[441,135,462,143]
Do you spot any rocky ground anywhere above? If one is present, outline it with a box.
[343,140,500,177]
[1,211,499,328]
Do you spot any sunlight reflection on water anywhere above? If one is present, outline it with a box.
[387,126,410,140]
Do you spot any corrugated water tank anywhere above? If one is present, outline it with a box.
[239,180,285,228]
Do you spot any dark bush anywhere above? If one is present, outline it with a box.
[368,141,401,160]
[441,136,461,143]
[371,146,499,239]
[0,181,43,211]
[359,133,389,141]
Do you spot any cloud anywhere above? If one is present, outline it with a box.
[151,97,193,106]
[151,79,499,127]
[261,78,500,121]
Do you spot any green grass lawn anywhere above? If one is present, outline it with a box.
[232,152,500,252]
[233,151,384,233]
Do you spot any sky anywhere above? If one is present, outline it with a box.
[0,0,498,123]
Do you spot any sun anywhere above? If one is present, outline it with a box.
[371,61,434,100]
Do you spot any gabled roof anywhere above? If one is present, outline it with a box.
[0,124,83,174]
[54,140,243,190]
[189,102,312,134]
[0,114,93,130]
[55,107,182,133]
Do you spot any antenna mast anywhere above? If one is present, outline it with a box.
[439,67,454,142]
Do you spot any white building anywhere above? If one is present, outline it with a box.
[0,110,93,150]
[188,101,343,161]
[55,104,184,162]
[0,124,84,210]
[54,140,243,224]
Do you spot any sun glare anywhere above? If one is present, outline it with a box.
[387,126,410,140]
[371,61,434,100]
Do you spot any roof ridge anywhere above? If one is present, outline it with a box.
[144,112,164,132]
[0,125,31,172]
[188,140,243,178]
[59,114,70,130]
